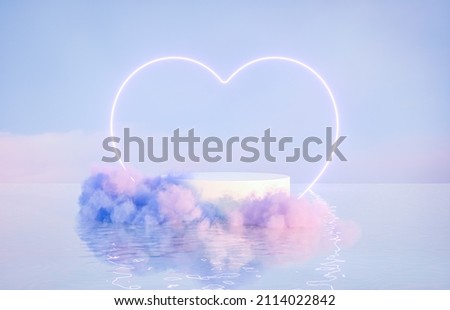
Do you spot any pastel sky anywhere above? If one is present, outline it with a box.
[0,1,449,183]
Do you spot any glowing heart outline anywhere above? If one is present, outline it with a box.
[109,56,340,198]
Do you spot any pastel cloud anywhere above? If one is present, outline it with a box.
[0,131,101,183]
[77,169,359,271]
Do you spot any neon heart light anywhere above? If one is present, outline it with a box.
[109,56,340,198]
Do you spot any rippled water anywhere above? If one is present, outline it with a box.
[76,215,341,290]
[0,184,449,289]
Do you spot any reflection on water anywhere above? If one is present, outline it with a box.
[306,205,345,289]
[77,194,344,289]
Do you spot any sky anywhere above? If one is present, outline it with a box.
[0,0,449,183]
